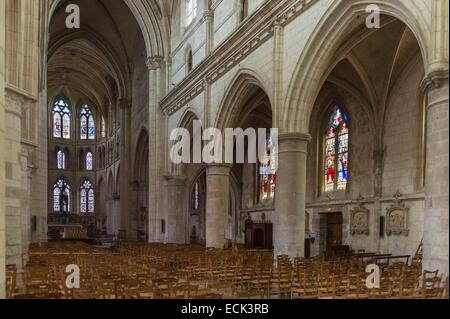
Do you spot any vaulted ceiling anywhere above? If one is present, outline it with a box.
[321,17,423,131]
[48,0,158,116]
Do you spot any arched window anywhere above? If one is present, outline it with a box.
[101,116,106,138]
[86,151,93,171]
[193,181,199,210]
[259,133,277,202]
[53,178,70,213]
[187,50,193,73]
[80,104,95,140]
[185,0,197,26]
[52,98,71,139]
[324,106,349,192]
[80,180,94,213]
[57,149,66,170]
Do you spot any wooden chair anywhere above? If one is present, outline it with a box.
[421,270,442,299]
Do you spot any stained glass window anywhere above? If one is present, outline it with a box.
[324,106,349,192]
[259,133,277,202]
[57,150,65,170]
[80,104,95,140]
[86,152,93,171]
[185,0,197,26]
[52,99,71,139]
[53,178,70,213]
[80,180,94,213]
[193,181,199,210]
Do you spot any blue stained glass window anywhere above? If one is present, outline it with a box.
[324,106,349,192]
[53,178,70,213]
[80,180,94,213]
[80,104,95,140]
[194,182,199,210]
[259,133,277,202]
[86,152,93,171]
[57,150,65,169]
[52,99,71,139]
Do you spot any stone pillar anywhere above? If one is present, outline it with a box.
[164,176,187,244]
[118,98,133,239]
[203,7,214,55]
[4,90,24,281]
[206,164,230,248]
[422,72,449,275]
[0,0,7,299]
[146,56,165,243]
[274,133,311,258]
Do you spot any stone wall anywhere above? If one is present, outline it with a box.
[0,0,6,300]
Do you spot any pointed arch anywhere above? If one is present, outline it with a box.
[51,97,71,139]
[53,177,71,213]
[283,0,431,133]
[80,180,95,213]
[214,69,272,132]
[80,104,95,140]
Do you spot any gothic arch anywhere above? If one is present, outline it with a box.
[214,69,273,133]
[283,0,431,134]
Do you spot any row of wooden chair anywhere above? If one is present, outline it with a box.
[7,242,449,299]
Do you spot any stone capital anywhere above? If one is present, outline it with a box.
[278,132,312,143]
[202,10,214,21]
[420,68,449,94]
[146,56,164,70]
[277,132,312,156]
[206,163,232,176]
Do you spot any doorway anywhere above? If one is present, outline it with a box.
[326,212,343,250]
[319,212,343,256]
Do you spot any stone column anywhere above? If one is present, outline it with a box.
[206,164,230,248]
[0,0,6,299]
[422,72,449,275]
[4,90,25,283]
[118,98,133,239]
[203,7,214,55]
[274,133,311,258]
[164,175,187,244]
[146,56,165,243]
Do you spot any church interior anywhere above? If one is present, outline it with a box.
[0,0,448,299]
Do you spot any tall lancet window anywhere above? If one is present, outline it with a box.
[80,104,95,140]
[324,106,349,192]
[86,151,93,171]
[193,181,199,210]
[52,98,71,139]
[259,133,277,202]
[80,180,94,213]
[185,0,197,26]
[57,150,66,170]
[53,178,71,213]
